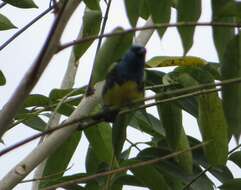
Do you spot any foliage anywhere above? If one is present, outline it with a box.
[1,0,241,190]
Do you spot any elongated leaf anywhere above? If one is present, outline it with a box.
[0,70,6,86]
[40,132,81,189]
[139,0,150,20]
[229,151,241,168]
[146,56,207,68]
[74,7,102,61]
[147,0,171,38]
[112,113,133,159]
[3,0,38,8]
[124,0,140,27]
[198,93,228,166]
[157,103,193,174]
[219,179,241,190]
[123,160,170,190]
[23,94,49,108]
[177,0,201,54]
[112,174,145,188]
[0,13,16,30]
[83,0,100,10]
[217,1,241,18]
[92,27,133,84]
[85,122,113,164]
[130,111,165,137]
[222,34,241,140]
[212,0,235,61]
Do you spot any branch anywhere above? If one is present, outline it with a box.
[86,0,112,95]
[182,143,241,190]
[58,21,241,52]
[0,81,104,190]
[0,5,54,51]
[42,142,209,190]
[2,76,241,157]
[0,0,81,138]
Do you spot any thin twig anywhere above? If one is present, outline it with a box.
[1,77,241,157]
[126,138,141,152]
[0,5,54,51]
[182,143,241,190]
[58,22,241,52]
[20,164,73,183]
[86,0,112,95]
[42,142,208,190]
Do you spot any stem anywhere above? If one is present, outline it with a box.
[58,21,241,52]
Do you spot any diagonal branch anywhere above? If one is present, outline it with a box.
[0,5,54,51]
[58,21,241,52]
[1,76,241,157]
[42,142,209,190]
[0,0,81,138]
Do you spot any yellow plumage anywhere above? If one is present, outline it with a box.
[103,81,144,108]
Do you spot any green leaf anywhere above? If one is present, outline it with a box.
[74,7,102,61]
[124,0,140,27]
[222,34,241,139]
[229,151,241,168]
[84,122,113,164]
[123,160,170,190]
[49,88,84,101]
[3,0,38,8]
[139,0,150,20]
[147,0,171,38]
[137,146,213,190]
[112,113,133,159]
[146,56,207,68]
[157,103,193,174]
[0,13,16,31]
[83,0,100,10]
[216,1,241,18]
[198,93,228,166]
[191,137,233,182]
[40,132,81,189]
[219,179,241,190]
[130,111,165,137]
[212,0,235,61]
[0,70,6,86]
[92,27,133,84]
[23,94,49,108]
[177,0,201,54]
[112,174,145,188]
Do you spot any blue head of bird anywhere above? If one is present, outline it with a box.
[120,45,146,79]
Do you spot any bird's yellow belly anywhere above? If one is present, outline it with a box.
[103,81,143,107]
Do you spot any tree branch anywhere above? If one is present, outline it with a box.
[0,0,81,138]
[0,5,54,51]
[58,21,241,52]
[1,76,241,157]
[42,142,209,190]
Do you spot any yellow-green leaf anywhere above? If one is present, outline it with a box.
[146,56,207,68]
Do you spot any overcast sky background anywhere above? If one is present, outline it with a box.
[0,0,240,189]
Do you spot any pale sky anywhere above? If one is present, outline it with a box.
[0,0,240,189]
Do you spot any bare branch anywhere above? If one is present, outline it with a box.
[58,22,241,52]
[0,0,81,138]
[42,142,209,190]
[0,5,54,51]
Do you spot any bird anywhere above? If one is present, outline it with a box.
[102,45,146,122]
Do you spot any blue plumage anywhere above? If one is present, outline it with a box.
[102,45,146,122]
